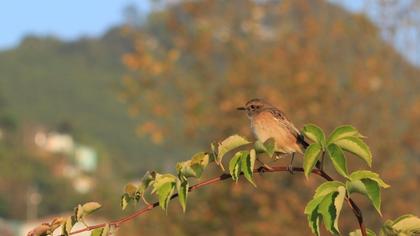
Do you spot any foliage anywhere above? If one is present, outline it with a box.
[28,125,418,236]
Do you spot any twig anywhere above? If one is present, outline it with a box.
[53,166,366,236]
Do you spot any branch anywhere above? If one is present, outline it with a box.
[58,165,366,236]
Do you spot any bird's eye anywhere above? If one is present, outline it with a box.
[250,105,256,109]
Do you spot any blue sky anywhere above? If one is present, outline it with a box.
[0,1,367,50]
[0,0,151,49]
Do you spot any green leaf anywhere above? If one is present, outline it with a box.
[176,160,196,178]
[314,181,344,198]
[334,137,372,167]
[346,180,368,195]
[216,135,250,168]
[318,192,340,235]
[303,143,322,178]
[362,179,382,215]
[156,181,175,212]
[121,193,131,210]
[241,149,256,187]
[190,152,209,178]
[350,170,390,188]
[82,202,102,215]
[327,125,365,144]
[176,179,189,212]
[349,228,376,236]
[304,196,325,236]
[229,151,244,182]
[327,144,349,178]
[307,206,321,236]
[152,173,177,193]
[303,124,326,146]
[254,138,276,157]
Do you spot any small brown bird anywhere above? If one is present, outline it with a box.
[237,98,309,172]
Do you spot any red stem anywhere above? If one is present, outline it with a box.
[33,166,366,236]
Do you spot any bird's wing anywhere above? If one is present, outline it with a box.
[269,108,308,148]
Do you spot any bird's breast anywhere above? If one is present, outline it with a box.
[251,112,301,154]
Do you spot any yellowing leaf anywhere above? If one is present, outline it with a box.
[303,124,326,146]
[82,202,102,215]
[176,179,189,212]
[229,151,245,182]
[334,137,372,167]
[314,181,344,198]
[241,149,256,187]
[216,135,250,169]
[303,143,322,178]
[327,125,365,144]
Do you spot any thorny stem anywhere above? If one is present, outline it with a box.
[32,166,367,236]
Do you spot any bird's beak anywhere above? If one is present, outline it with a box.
[236,106,246,111]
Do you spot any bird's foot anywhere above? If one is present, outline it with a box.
[287,165,294,175]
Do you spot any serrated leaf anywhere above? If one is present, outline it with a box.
[124,183,138,197]
[327,125,365,144]
[334,137,372,167]
[392,214,420,233]
[50,217,65,232]
[304,195,324,236]
[350,170,390,188]
[82,202,102,215]
[303,143,322,178]
[304,195,325,214]
[176,179,189,212]
[152,173,177,193]
[349,228,376,236]
[333,186,346,231]
[254,138,275,157]
[176,160,196,179]
[190,152,209,178]
[346,180,368,195]
[303,124,326,146]
[31,224,50,236]
[307,206,321,236]
[241,149,256,187]
[157,181,175,212]
[327,144,349,178]
[121,193,131,210]
[138,171,155,193]
[229,151,244,182]
[362,179,382,216]
[101,224,110,236]
[318,192,340,235]
[75,204,84,221]
[62,216,76,236]
[90,227,104,236]
[216,135,250,168]
[314,181,344,198]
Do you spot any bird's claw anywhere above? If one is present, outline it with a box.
[287,165,294,175]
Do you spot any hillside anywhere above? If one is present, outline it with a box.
[0,28,163,171]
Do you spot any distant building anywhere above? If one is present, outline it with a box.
[34,131,74,154]
[33,130,98,194]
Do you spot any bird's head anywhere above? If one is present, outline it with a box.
[237,98,271,118]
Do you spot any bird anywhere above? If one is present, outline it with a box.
[237,98,310,173]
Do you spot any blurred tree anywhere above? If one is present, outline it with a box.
[120,0,419,234]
